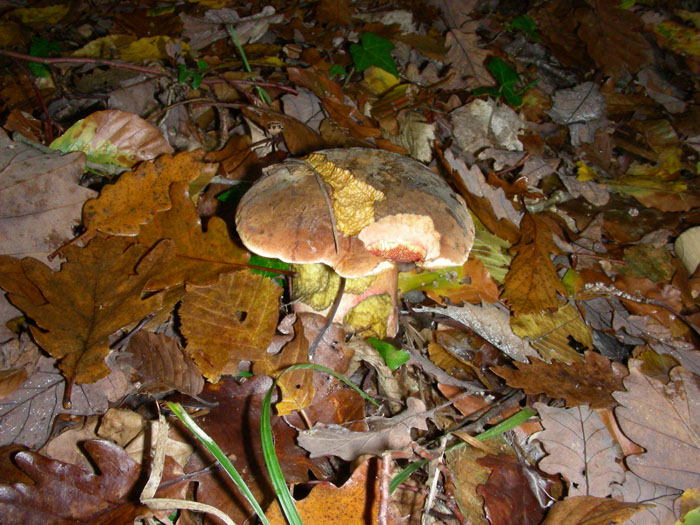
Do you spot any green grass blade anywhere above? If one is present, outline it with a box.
[167,402,271,525]
[227,25,271,105]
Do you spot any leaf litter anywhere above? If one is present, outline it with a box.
[0,0,700,523]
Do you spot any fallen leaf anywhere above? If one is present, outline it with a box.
[298,397,429,461]
[137,182,248,291]
[613,360,700,490]
[49,109,173,167]
[476,453,546,525]
[82,150,217,236]
[179,270,282,382]
[415,303,539,363]
[443,22,491,90]
[611,470,681,525]
[123,330,204,396]
[533,402,625,497]
[240,105,326,155]
[266,457,397,524]
[2,236,167,388]
[0,353,130,448]
[0,131,96,263]
[502,213,567,315]
[181,376,331,524]
[541,495,650,525]
[492,351,626,409]
[510,304,592,363]
[0,335,40,400]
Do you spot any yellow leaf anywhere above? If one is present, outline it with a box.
[576,160,596,182]
[363,66,400,94]
[180,270,282,382]
[10,5,69,28]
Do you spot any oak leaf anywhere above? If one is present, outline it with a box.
[613,360,700,490]
[502,213,566,315]
[443,23,491,90]
[492,351,626,409]
[179,270,282,382]
[137,182,248,291]
[541,496,650,525]
[2,235,167,387]
[240,105,326,155]
[533,403,624,497]
[82,150,217,236]
[266,457,396,524]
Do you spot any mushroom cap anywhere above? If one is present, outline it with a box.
[235,148,474,277]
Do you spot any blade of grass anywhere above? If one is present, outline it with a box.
[389,408,536,494]
[167,402,271,525]
[261,363,379,525]
[227,25,271,105]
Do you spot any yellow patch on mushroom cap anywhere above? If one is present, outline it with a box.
[292,263,340,311]
[304,152,385,236]
[343,294,393,338]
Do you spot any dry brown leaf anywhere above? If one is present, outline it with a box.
[533,402,624,498]
[611,470,681,524]
[0,335,40,400]
[241,105,326,155]
[576,0,652,78]
[613,359,700,490]
[492,351,626,409]
[137,182,248,291]
[0,132,96,263]
[443,22,491,90]
[255,316,314,416]
[266,457,396,524]
[2,235,167,387]
[502,213,567,315]
[124,330,204,396]
[204,134,260,180]
[541,496,650,525]
[82,150,217,236]
[180,270,282,382]
[297,397,428,461]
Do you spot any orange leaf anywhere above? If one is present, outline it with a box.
[2,236,167,387]
[179,270,282,382]
[502,213,566,315]
[137,182,248,291]
[266,457,397,524]
[82,150,217,236]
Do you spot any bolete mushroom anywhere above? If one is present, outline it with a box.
[235,148,474,337]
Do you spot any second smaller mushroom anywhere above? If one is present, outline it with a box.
[235,148,475,338]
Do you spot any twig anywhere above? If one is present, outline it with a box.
[308,277,346,357]
[378,452,392,525]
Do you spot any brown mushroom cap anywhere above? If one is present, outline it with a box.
[235,148,475,277]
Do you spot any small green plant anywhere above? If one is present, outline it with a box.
[28,36,60,77]
[472,57,538,107]
[349,32,398,77]
[177,59,208,89]
[329,64,347,79]
[367,337,410,370]
[506,14,540,42]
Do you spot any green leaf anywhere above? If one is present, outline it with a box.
[330,64,347,78]
[367,337,409,370]
[507,15,540,41]
[349,33,398,77]
[29,36,60,77]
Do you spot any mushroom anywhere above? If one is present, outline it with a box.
[235,148,475,337]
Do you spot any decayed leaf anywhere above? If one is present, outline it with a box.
[182,376,330,524]
[608,174,700,212]
[3,236,167,387]
[541,496,650,525]
[611,471,681,525]
[613,360,700,490]
[502,213,567,315]
[124,330,204,396]
[533,402,625,497]
[476,453,546,525]
[576,0,652,78]
[510,304,593,363]
[0,335,40,400]
[492,351,626,409]
[255,316,314,416]
[0,131,96,263]
[49,109,173,168]
[179,270,282,382]
[137,182,248,291]
[82,150,217,236]
[415,303,539,363]
[443,22,491,90]
[0,354,129,448]
[266,457,396,524]
[0,440,143,523]
[297,397,429,461]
